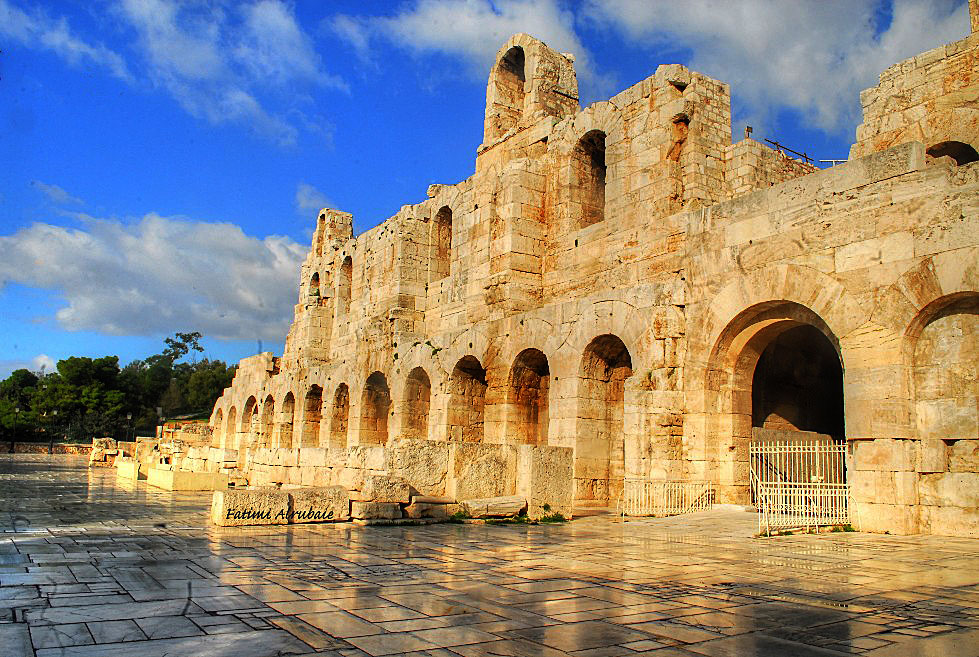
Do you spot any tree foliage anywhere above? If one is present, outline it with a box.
[0,332,235,442]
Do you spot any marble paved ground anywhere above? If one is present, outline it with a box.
[1,455,978,657]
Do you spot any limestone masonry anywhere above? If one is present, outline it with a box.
[203,13,979,535]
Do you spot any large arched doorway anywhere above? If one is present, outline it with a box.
[402,367,431,441]
[485,45,526,141]
[302,386,323,447]
[361,372,391,445]
[508,349,550,445]
[212,408,223,448]
[751,325,844,439]
[330,384,349,448]
[576,335,633,505]
[240,396,258,451]
[448,356,487,442]
[707,301,845,502]
[224,406,237,450]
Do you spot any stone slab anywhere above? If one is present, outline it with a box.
[147,468,228,491]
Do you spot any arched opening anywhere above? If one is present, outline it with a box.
[260,395,274,448]
[308,272,320,304]
[212,408,223,448]
[432,206,452,282]
[508,349,550,445]
[577,335,632,505]
[337,256,352,320]
[926,141,979,166]
[315,213,325,257]
[911,293,979,441]
[224,406,237,450]
[279,392,295,449]
[707,301,845,502]
[487,45,526,141]
[330,383,349,448]
[241,396,258,450]
[751,325,844,439]
[361,372,391,445]
[402,367,431,441]
[302,385,323,447]
[449,356,487,442]
[574,130,606,228]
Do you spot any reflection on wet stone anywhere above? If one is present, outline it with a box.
[1,455,978,657]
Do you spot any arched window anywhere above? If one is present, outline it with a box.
[308,272,320,303]
[402,367,431,440]
[330,384,349,448]
[486,46,526,141]
[926,141,979,166]
[574,130,606,228]
[260,395,274,448]
[433,206,452,282]
[448,356,487,443]
[279,393,295,449]
[361,372,391,445]
[508,349,550,445]
[337,256,352,319]
[303,385,323,447]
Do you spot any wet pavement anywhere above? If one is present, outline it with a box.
[1,454,978,657]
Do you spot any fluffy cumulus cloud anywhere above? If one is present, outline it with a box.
[295,182,333,217]
[333,0,612,98]
[0,215,307,341]
[116,0,345,145]
[585,0,969,133]
[0,0,131,80]
[1,0,345,146]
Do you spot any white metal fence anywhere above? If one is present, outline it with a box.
[750,440,849,534]
[618,479,714,517]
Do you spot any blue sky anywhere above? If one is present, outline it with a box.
[0,0,970,377]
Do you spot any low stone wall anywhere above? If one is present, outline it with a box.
[8,443,93,455]
[850,438,978,536]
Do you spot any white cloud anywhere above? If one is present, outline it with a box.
[0,0,131,81]
[0,214,307,341]
[31,180,83,206]
[31,354,55,374]
[295,182,333,217]
[116,0,346,145]
[585,0,969,134]
[333,0,613,100]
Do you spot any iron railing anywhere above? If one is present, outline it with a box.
[618,479,714,517]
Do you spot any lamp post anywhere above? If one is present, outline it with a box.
[126,412,133,443]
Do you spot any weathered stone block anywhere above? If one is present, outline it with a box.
[460,495,526,518]
[289,486,350,523]
[516,445,573,519]
[360,475,411,503]
[351,501,402,520]
[211,489,290,526]
[404,502,448,519]
[147,468,228,491]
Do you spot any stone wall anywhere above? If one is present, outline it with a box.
[208,18,979,535]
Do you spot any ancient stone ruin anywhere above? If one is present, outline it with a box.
[194,14,977,534]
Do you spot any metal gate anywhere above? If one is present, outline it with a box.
[618,480,714,517]
[750,439,849,534]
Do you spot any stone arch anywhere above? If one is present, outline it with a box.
[361,372,391,446]
[507,348,550,445]
[704,300,844,503]
[278,392,295,449]
[315,212,326,257]
[224,406,237,450]
[575,334,633,505]
[907,292,979,442]
[260,394,274,448]
[240,396,258,450]
[212,407,224,448]
[308,272,320,303]
[432,206,452,282]
[401,367,431,441]
[574,130,606,228]
[926,141,979,166]
[485,45,526,142]
[448,356,487,443]
[330,383,350,448]
[302,385,323,447]
[336,256,352,320]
